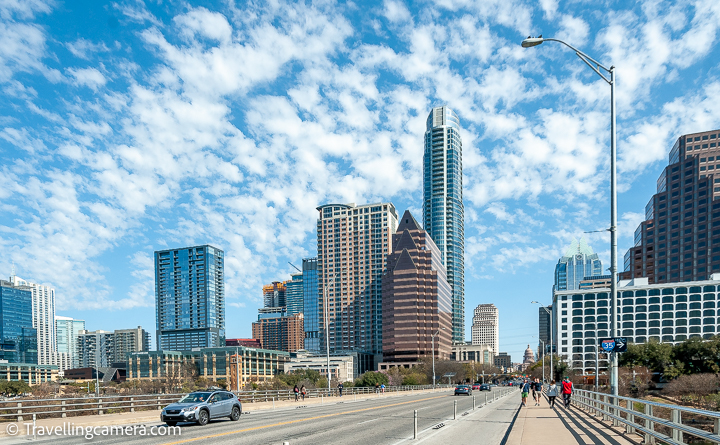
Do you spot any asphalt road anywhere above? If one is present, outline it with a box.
[4,387,519,445]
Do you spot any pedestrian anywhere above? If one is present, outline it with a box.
[380,383,385,393]
[533,378,543,406]
[293,384,299,401]
[375,383,380,393]
[338,382,343,397]
[300,385,306,401]
[561,376,574,408]
[547,380,558,408]
[521,379,530,407]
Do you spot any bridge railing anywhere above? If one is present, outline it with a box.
[574,389,720,445]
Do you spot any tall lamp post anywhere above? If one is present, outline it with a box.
[523,36,618,396]
[532,301,554,383]
[431,328,445,388]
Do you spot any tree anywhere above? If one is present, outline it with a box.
[619,340,676,375]
[354,371,389,387]
[0,380,31,396]
[670,336,720,375]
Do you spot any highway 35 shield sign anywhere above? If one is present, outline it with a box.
[599,337,628,353]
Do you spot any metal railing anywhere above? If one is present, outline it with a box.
[574,389,720,445]
[0,384,450,422]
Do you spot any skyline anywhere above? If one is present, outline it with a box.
[2,0,720,363]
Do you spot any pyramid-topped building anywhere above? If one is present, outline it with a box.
[554,237,603,291]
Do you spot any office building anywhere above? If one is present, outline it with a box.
[55,315,85,369]
[381,210,452,364]
[9,274,56,366]
[538,305,552,356]
[155,245,225,350]
[126,346,290,388]
[554,275,720,376]
[302,258,320,352]
[0,362,56,383]
[252,313,304,353]
[450,343,493,363]
[494,352,512,370]
[112,326,151,365]
[423,106,465,343]
[579,275,613,289]
[226,338,262,348]
[286,273,303,316]
[263,281,287,308]
[554,238,602,291]
[622,129,720,283]
[471,304,499,354]
[77,330,113,368]
[284,350,356,382]
[316,202,398,367]
[0,280,37,364]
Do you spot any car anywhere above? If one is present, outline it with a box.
[454,385,472,396]
[161,390,242,426]
[479,384,491,391]
[471,383,481,391]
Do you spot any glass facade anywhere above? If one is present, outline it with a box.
[0,281,37,364]
[155,245,225,350]
[555,279,720,375]
[554,238,602,291]
[286,273,303,316]
[55,316,85,368]
[302,258,319,352]
[423,106,465,343]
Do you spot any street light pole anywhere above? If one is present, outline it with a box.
[532,301,554,382]
[523,36,618,396]
[431,328,445,388]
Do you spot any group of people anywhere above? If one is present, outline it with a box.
[292,384,307,401]
[520,377,574,408]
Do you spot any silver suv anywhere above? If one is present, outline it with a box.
[161,390,242,426]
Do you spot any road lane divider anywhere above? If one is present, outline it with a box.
[160,394,449,445]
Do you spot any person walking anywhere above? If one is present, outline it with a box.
[293,384,300,402]
[300,385,306,401]
[338,382,344,397]
[533,378,543,406]
[561,376,574,408]
[547,380,558,408]
[380,383,385,393]
[520,379,530,407]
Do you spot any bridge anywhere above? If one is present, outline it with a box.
[2,387,717,444]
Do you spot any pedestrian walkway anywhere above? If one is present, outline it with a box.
[506,397,640,445]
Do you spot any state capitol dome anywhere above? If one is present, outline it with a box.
[523,345,535,364]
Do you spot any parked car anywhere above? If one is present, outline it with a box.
[454,385,472,396]
[479,384,491,391]
[161,390,242,426]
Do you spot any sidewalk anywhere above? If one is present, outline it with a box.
[505,398,641,445]
[0,388,443,438]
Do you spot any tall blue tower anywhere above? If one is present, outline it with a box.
[554,237,603,291]
[423,106,465,343]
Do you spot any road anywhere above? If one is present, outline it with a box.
[4,387,519,445]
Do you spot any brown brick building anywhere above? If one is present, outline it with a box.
[621,129,720,283]
[381,210,452,364]
[251,313,304,353]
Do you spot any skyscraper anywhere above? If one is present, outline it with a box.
[252,313,304,353]
[554,238,603,291]
[621,129,720,283]
[286,273,304,316]
[381,210,452,363]
[56,315,85,368]
[316,202,398,363]
[263,281,287,308]
[155,245,225,350]
[302,258,320,352]
[9,274,56,366]
[538,305,552,356]
[471,304,498,354]
[0,280,37,364]
[423,106,465,343]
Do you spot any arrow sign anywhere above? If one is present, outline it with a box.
[614,337,627,352]
[599,337,627,352]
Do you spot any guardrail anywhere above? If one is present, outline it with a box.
[0,384,451,422]
[574,389,720,445]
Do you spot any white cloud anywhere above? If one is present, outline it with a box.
[66,38,109,60]
[67,67,107,90]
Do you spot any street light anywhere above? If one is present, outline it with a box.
[431,328,446,389]
[532,301,554,383]
[532,335,546,383]
[523,36,618,397]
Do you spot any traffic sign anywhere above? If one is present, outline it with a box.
[599,337,627,352]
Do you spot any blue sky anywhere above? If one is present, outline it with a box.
[2,0,720,364]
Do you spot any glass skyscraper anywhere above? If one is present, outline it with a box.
[302,258,319,351]
[155,245,225,350]
[423,106,465,343]
[554,238,603,291]
[0,280,37,364]
[56,315,85,368]
[286,273,303,316]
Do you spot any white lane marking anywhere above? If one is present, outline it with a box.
[358,418,381,425]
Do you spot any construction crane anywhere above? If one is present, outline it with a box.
[288,262,301,273]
